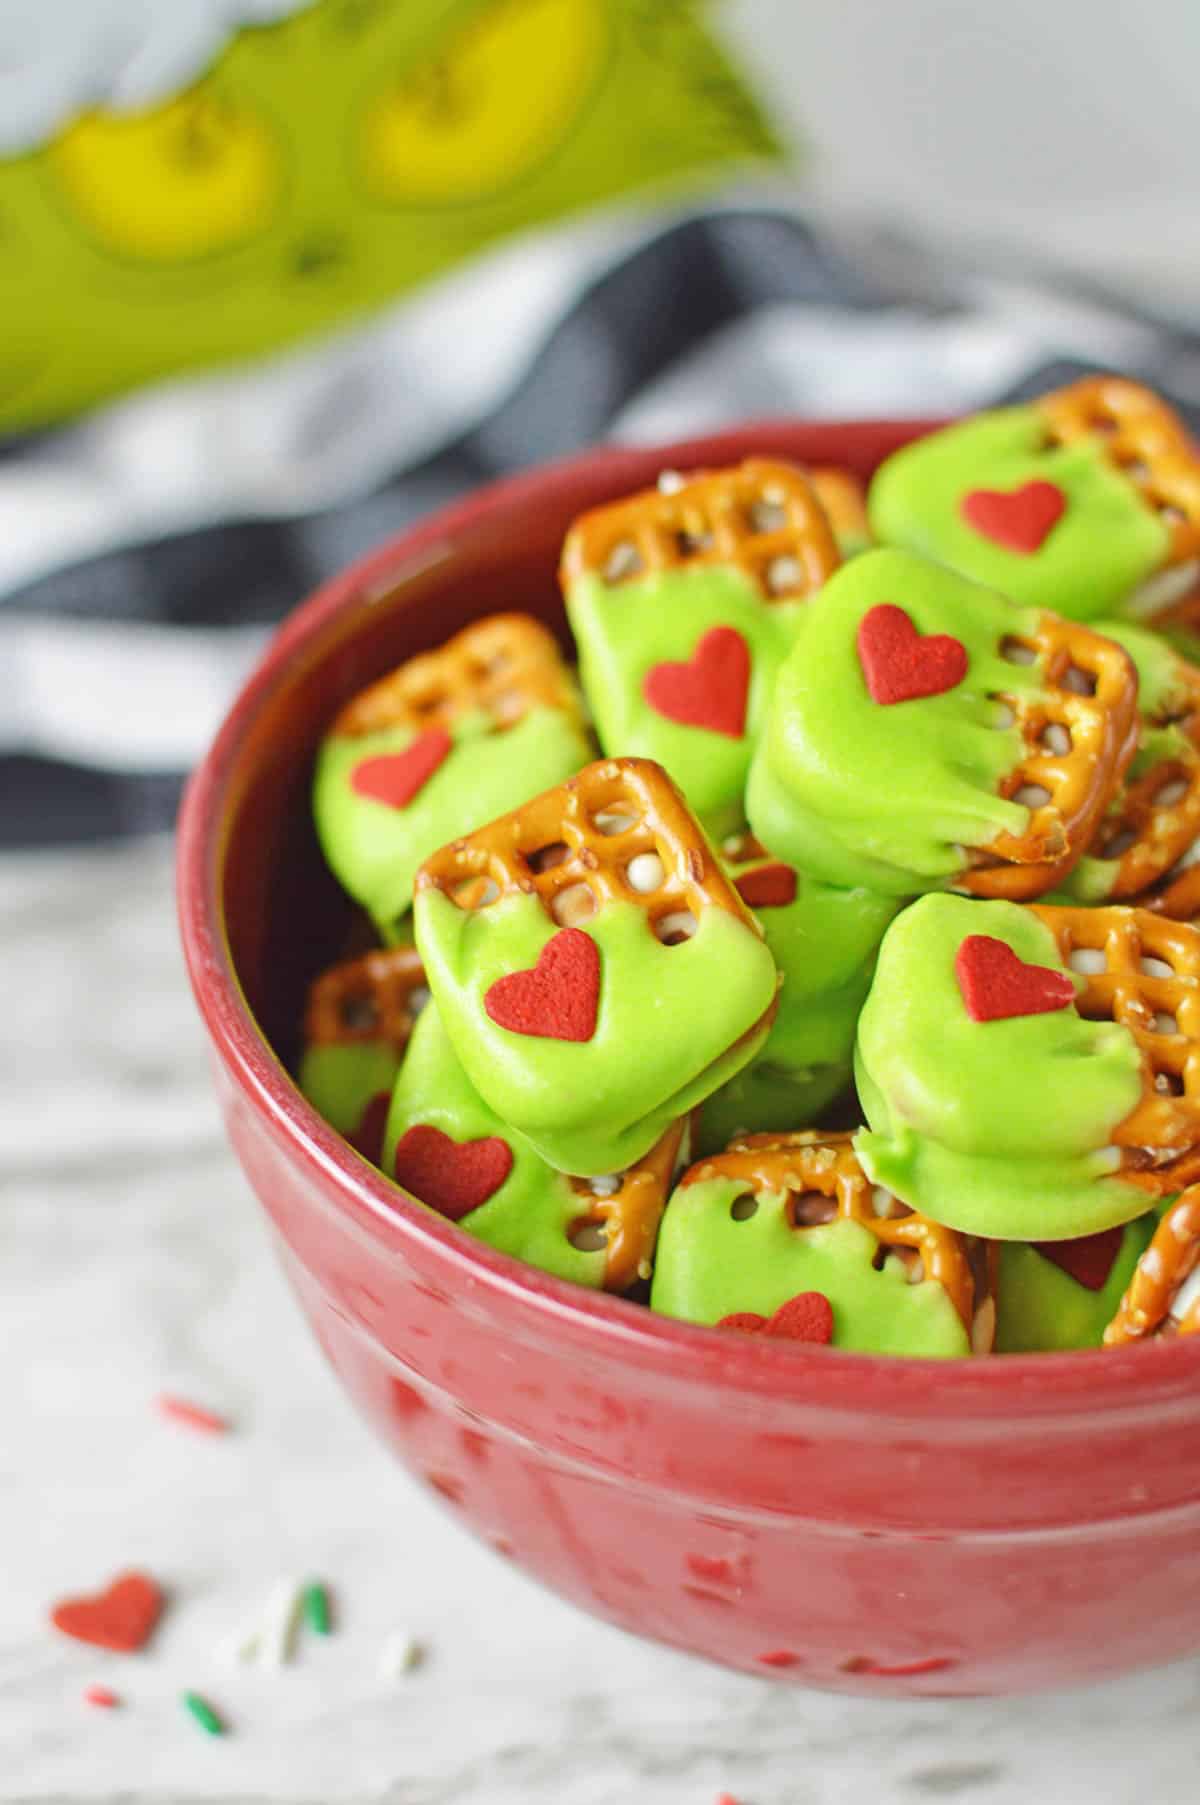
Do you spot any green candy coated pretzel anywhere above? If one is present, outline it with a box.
[868,407,1166,621]
[854,894,1148,1241]
[746,549,1053,895]
[650,1175,970,1356]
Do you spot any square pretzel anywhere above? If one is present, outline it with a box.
[303,944,428,1054]
[333,613,581,739]
[958,613,1139,898]
[559,459,840,602]
[809,466,872,557]
[568,1117,688,1293]
[1104,1186,1200,1343]
[683,1131,977,1333]
[415,756,766,948]
[1037,377,1200,570]
[1030,904,1200,1190]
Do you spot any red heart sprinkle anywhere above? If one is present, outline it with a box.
[717,1292,835,1344]
[1032,1225,1126,1292]
[734,862,797,909]
[393,1124,513,1220]
[766,1290,835,1343]
[955,934,1076,1023]
[350,728,452,809]
[856,604,968,705]
[349,1090,392,1166]
[484,927,600,1042]
[643,626,751,739]
[961,480,1065,554]
[51,1572,164,1653]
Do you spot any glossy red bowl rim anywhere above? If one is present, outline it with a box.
[177,416,1200,1424]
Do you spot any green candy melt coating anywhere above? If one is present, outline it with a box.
[565,565,808,837]
[297,1039,402,1142]
[1093,618,1196,722]
[697,856,900,1151]
[314,705,591,937]
[650,1176,970,1356]
[868,407,1167,621]
[995,1213,1159,1352]
[746,549,1055,895]
[414,888,778,1175]
[853,894,1147,1240]
[383,1002,605,1289]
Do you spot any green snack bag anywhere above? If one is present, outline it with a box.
[561,459,841,836]
[412,756,779,1175]
[695,834,900,1152]
[384,1000,685,1290]
[854,893,1166,1242]
[297,943,431,1166]
[868,377,1200,623]
[0,0,784,431]
[314,614,591,939]
[746,547,1139,898]
[650,1133,977,1357]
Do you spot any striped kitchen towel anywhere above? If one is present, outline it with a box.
[3,202,1199,847]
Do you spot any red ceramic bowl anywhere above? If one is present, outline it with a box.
[178,419,1200,1698]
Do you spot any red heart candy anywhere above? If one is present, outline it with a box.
[51,1572,164,1653]
[955,934,1076,1023]
[643,626,751,738]
[1032,1225,1126,1292]
[960,480,1065,554]
[734,862,797,909]
[766,1290,835,1343]
[856,604,968,706]
[716,1292,835,1344]
[393,1124,513,1220]
[484,926,600,1042]
[350,728,452,809]
[349,1090,392,1167]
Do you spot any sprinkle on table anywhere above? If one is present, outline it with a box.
[378,1630,424,1682]
[303,1582,332,1636]
[83,1684,121,1709]
[156,1396,230,1436]
[182,1691,226,1737]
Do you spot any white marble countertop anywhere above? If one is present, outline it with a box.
[6,837,1200,1805]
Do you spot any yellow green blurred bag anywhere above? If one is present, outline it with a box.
[0,0,782,431]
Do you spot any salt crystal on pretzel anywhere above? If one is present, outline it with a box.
[650,1130,984,1355]
[746,548,1138,900]
[412,757,779,1176]
[560,460,839,836]
[314,614,590,937]
[298,943,429,1165]
[870,375,1200,622]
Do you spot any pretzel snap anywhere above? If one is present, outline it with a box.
[303,944,428,1053]
[687,1131,980,1336]
[1103,1185,1200,1344]
[1030,904,1200,1193]
[958,612,1139,898]
[416,755,768,951]
[1036,376,1200,574]
[559,459,840,602]
[567,1118,688,1292]
[333,613,581,740]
